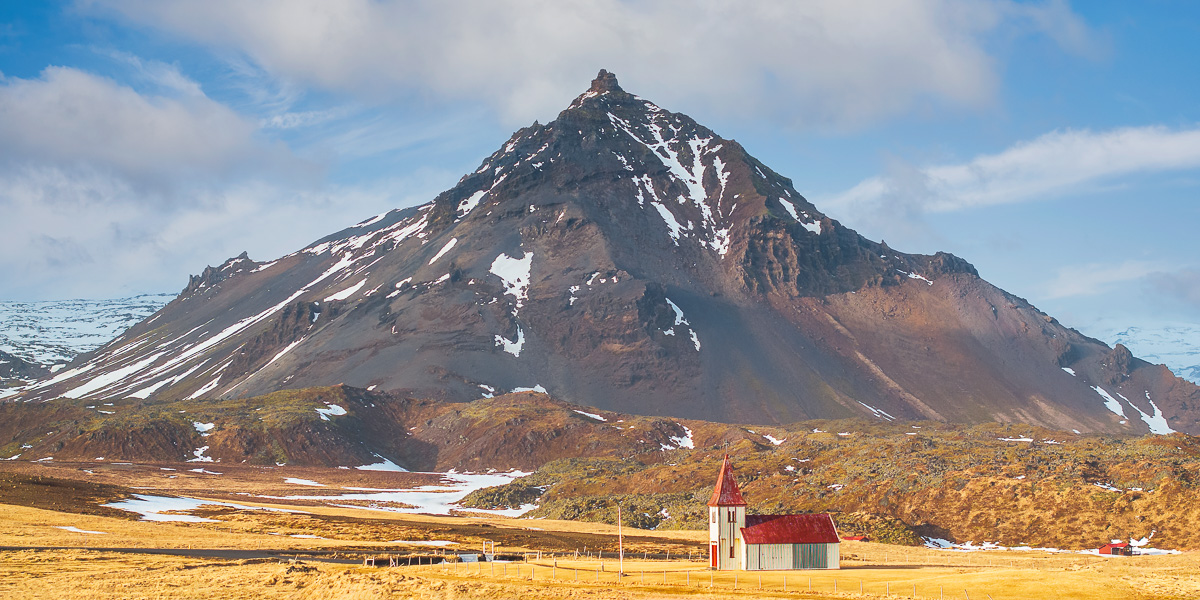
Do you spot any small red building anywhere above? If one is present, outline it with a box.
[1098,542,1133,556]
[708,455,840,570]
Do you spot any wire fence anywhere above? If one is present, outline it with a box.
[389,558,1004,599]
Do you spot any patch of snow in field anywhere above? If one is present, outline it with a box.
[670,425,695,449]
[998,437,1034,442]
[55,526,107,534]
[264,471,533,517]
[356,455,408,472]
[1061,367,1076,376]
[573,409,606,421]
[284,478,325,487]
[315,403,347,421]
[388,539,458,546]
[513,384,547,394]
[762,434,786,446]
[1093,482,1121,492]
[801,220,822,236]
[192,422,215,436]
[187,446,213,463]
[827,484,844,491]
[104,494,295,522]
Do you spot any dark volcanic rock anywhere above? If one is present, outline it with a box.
[20,70,1200,435]
[0,350,49,381]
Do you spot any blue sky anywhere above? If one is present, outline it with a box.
[0,1,1197,342]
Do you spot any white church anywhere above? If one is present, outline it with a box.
[708,455,841,570]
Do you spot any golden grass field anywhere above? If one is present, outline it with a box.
[1,460,1199,599]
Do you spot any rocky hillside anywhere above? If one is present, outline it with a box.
[3,384,1198,550]
[13,71,1200,435]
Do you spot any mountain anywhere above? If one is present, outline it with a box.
[0,294,174,366]
[1098,323,1200,386]
[14,71,1200,435]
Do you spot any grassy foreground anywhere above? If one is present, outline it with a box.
[3,497,1199,600]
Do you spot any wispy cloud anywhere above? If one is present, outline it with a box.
[1043,260,1166,300]
[82,0,1097,127]
[0,66,305,191]
[823,125,1200,218]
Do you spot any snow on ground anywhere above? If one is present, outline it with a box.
[355,455,408,472]
[670,425,695,449]
[324,279,367,302]
[428,237,458,264]
[388,540,457,546]
[1061,367,1076,376]
[857,401,895,421]
[572,409,606,421]
[187,446,213,463]
[260,470,533,517]
[923,536,1180,555]
[762,434,786,446]
[512,384,547,394]
[192,422,215,436]
[315,403,347,421]
[284,478,325,487]
[494,326,524,357]
[104,494,299,522]
[188,468,222,475]
[1092,386,1127,419]
[55,526,107,534]
[998,437,1034,442]
[489,251,533,309]
[0,294,174,365]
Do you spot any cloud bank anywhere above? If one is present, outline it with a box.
[823,125,1200,216]
[82,0,1095,127]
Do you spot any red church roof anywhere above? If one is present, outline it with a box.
[741,514,840,545]
[707,454,748,506]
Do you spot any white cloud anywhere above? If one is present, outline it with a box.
[0,66,298,189]
[82,0,1095,127]
[823,125,1200,217]
[1043,260,1165,300]
[0,165,456,300]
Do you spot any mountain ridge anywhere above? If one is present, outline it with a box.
[11,70,1200,435]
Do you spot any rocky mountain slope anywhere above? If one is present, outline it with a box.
[13,71,1200,435]
[1099,323,1200,385]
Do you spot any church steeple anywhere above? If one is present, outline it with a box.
[708,454,748,506]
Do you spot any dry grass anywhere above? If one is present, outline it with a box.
[2,460,1199,599]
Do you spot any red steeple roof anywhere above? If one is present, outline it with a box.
[707,454,748,506]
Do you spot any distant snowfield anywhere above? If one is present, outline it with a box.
[1085,322,1200,385]
[924,536,1179,556]
[258,470,533,517]
[104,494,301,522]
[0,294,175,365]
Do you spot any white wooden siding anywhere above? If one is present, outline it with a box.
[743,542,840,570]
